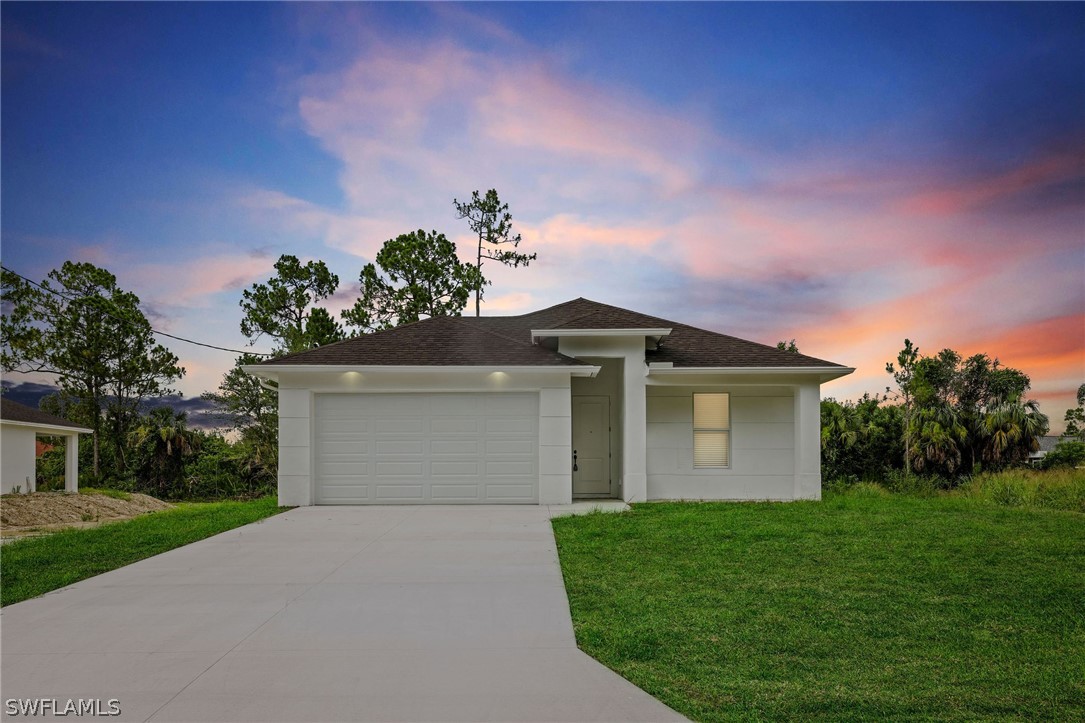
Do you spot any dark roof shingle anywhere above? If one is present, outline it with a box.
[262,315,589,367]
[0,398,90,430]
[259,298,848,369]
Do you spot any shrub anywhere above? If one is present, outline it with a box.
[1041,440,1085,470]
[881,468,944,496]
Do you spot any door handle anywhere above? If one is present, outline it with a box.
[573,449,578,472]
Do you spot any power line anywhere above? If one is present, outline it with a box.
[1,265,272,357]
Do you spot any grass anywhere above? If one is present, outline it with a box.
[552,492,1085,721]
[1,496,284,607]
[958,467,1085,513]
[79,487,132,501]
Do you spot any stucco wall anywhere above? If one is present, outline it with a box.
[1,425,37,494]
[274,370,575,506]
[646,384,807,500]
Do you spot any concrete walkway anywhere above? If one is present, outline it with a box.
[1,506,684,722]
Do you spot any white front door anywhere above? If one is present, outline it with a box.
[572,395,611,497]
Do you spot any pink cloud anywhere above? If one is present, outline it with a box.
[897,152,1084,216]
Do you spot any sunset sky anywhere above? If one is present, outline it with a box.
[2,3,1083,431]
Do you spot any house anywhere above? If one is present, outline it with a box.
[1,398,91,494]
[243,298,853,506]
[1028,435,1064,466]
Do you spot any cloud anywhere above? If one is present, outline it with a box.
[897,151,1085,216]
[232,9,1083,429]
[125,250,276,311]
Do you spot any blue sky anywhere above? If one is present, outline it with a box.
[2,2,1083,428]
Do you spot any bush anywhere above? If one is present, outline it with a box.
[179,435,275,500]
[881,468,945,496]
[1041,440,1085,470]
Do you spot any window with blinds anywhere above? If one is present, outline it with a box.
[693,393,730,468]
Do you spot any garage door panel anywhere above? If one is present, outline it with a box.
[486,396,532,414]
[430,439,479,455]
[431,484,480,500]
[318,419,370,434]
[315,393,538,505]
[429,396,484,414]
[486,484,535,499]
[431,460,480,476]
[486,460,535,476]
[321,484,370,501]
[375,418,424,433]
[430,417,481,434]
[377,485,423,499]
[375,461,424,476]
[485,417,535,435]
[375,440,425,455]
[320,462,369,476]
[320,441,367,455]
[486,439,534,456]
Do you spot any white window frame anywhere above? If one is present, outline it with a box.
[693,393,731,469]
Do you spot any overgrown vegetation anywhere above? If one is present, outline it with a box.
[0,496,283,606]
[823,342,1078,489]
[553,494,1085,722]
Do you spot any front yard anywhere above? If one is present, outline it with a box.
[1,496,283,606]
[552,492,1085,721]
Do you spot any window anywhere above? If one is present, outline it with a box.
[693,393,730,468]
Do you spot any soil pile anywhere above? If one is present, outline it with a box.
[1,491,171,535]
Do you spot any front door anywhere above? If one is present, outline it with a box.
[572,395,611,497]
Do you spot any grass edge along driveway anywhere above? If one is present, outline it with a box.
[1,496,284,606]
[552,493,1085,722]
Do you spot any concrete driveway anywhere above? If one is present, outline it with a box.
[0,506,685,722]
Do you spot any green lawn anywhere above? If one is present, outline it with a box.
[1,496,284,607]
[552,492,1085,721]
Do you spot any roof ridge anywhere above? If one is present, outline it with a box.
[510,297,589,320]
[448,317,586,365]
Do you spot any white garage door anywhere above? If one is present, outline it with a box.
[314,393,539,504]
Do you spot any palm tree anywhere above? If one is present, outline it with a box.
[909,403,968,476]
[129,407,200,497]
[981,396,1049,469]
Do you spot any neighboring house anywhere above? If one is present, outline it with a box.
[1028,435,1064,466]
[0,398,91,494]
[244,298,853,506]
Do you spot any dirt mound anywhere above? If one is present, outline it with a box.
[1,491,172,533]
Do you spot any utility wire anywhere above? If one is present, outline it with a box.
[1,264,272,357]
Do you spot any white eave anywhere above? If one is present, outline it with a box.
[0,419,93,435]
[242,364,601,379]
[647,365,855,383]
[531,328,672,341]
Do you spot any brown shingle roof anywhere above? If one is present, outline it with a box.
[0,398,90,431]
[259,298,848,369]
[262,315,590,367]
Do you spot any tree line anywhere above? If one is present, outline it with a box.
[4,183,1077,500]
[2,189,533,499]
[819,340,1083,486]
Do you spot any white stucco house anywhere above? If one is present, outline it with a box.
[1,397,91,494]
[244,298,853,506]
